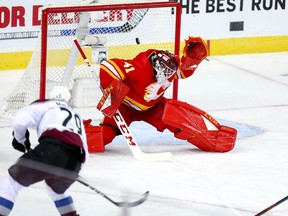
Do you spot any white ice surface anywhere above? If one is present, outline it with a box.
[0,52,288,216]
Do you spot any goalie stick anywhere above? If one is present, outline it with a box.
[76,176,149,207]
[73,39,172,161]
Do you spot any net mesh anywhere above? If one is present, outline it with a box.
[0,0,179,119]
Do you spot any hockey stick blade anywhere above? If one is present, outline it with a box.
[76,176,149,207]
[129,145,172,161]
[111,191,149,208]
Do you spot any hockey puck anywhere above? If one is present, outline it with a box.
[135,37,140,44]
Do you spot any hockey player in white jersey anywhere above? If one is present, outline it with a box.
[0,86,88,216]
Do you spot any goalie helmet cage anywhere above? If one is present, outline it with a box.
[0,0,181,119]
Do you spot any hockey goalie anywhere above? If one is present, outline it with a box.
[84,36,237,153]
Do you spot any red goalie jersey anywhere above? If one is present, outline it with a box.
[99,49,194,112]
[85,37,237,153]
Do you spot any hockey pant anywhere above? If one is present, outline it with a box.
[162,99,237,152]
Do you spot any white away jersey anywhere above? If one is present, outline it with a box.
[12,100,88,161]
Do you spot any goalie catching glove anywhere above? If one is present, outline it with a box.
[12,129,31,153]
[180,36,208,72]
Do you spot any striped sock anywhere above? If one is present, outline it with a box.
[0,197,14,216]
[54,196,77,216]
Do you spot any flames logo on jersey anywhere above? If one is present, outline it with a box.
[144,80,171,102]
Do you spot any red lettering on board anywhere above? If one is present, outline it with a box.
[0,7,10,28]
[32,5,42,26]
[11,6,25,27]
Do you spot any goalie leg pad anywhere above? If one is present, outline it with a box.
[162,99,237,152]
[186,126,237,152]
[84,119,118,151]
[84,120,104,153]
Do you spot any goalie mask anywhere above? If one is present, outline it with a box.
[49,86,71,102]
[151,50,178,84]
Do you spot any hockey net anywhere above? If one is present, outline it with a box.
[0,0,181,120]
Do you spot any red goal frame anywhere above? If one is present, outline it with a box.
[39,1,182,100]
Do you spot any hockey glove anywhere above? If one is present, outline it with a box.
[12,130,31,153]
[181,36,208,72]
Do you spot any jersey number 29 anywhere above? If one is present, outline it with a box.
[60,107,82,135]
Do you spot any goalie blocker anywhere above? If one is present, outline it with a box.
[84,98,236,153]
[84,80,130,152]
[97,79,130,118]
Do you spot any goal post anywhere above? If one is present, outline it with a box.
[0,0,182,119]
